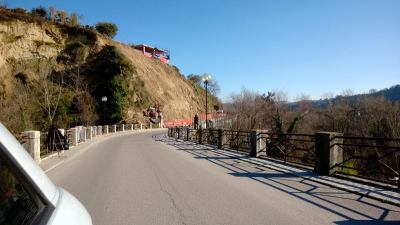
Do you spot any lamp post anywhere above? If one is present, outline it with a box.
[101,96,107,126]
[202,74,211,128]
[189,105,193,127]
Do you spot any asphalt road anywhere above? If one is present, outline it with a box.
[48,130,400,225]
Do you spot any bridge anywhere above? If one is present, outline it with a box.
[31,127,400,224]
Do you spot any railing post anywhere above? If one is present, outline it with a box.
[250,130,260,157]
[140,123,143,130]
[104,125,109,135]
[112,125,117,133]
[81,127,86,142]
[218,129,225,149]
[186,127,190,141]
[199,128,202,144]
[92,126,97,137]
[177,127,181,139]
[122,124,125,132]
[86,127,92,139]
[70,128,78,147]
[314,132,343,176]
[22,131,41,163]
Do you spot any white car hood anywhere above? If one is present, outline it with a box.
[0,123,58,204]
[47,188,92,225]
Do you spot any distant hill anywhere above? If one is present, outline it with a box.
[367,85,400,102]
[307,84,400,109]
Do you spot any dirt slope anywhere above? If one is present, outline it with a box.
[113,42,204,120]
[0,8,210,131]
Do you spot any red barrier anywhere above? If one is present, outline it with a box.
[164,113,226,128]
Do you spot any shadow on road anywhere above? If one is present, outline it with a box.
[153,134,400,223]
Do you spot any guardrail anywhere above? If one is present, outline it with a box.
[223,130,251,153]
[331,136,400,187]
[169,127,400,188]
[20,123,144,163]
[260,132,315,166]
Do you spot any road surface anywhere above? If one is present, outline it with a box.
[48,130,400,225]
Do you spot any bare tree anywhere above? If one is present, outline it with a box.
[34,59,63,127]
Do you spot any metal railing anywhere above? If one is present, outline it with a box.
[223,130,251,153]
[259,133,315,166]
[331,136,400,187]
[202,129,219,146]
[168,127,400,188]
[188,128,199,142]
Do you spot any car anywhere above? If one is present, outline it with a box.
[0,123,92,225]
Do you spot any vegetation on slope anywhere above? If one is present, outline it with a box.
[0,6,217,134]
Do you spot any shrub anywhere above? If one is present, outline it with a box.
[31,6,47,18]
[95,22,118,38]
[85,45,132,123]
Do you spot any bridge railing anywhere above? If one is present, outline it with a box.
[259,132,315,167]
[330,135,400,187]
[223,130,251,153]
[20,123,147,163]
[168,127,400,188]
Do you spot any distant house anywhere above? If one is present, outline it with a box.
[133,44,170,64]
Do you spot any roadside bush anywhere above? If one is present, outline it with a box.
[95,22,118,38]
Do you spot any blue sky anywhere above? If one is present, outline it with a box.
[7,0,400,101]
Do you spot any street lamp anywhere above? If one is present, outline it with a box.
[101,96,107,126]
[202,73,211,129]
[189,105,193,127]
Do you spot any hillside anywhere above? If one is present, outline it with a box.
[307,85,400,109]
[0,8,213,133]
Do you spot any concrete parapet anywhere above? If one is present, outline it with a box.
[250,130,269,157]
[92,126,97,137]
[81,127,86,142]
[218,129,226,149]
[86,127,92,139]
[314,132,343,176]
[97,126,102,135]
[111,125,117,133]
[70,128,78,147]
[21,131,41,163]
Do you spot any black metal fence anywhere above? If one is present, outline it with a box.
[223,130,251,153]
[331,136,400,187]
[168,127,400,188]
[259,132,315,166]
